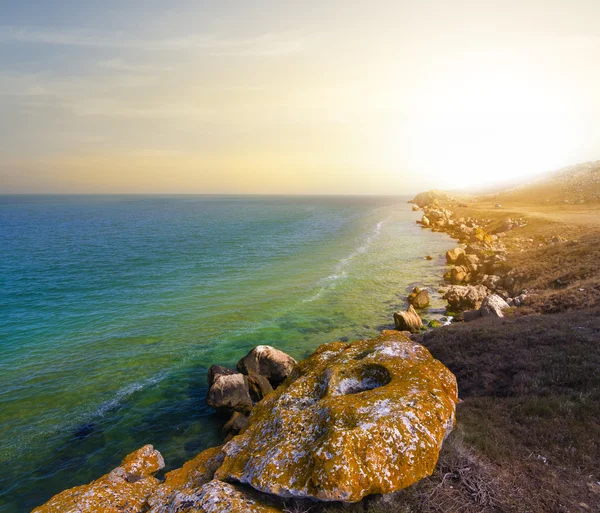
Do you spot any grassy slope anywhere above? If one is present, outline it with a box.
[320,170,600,513]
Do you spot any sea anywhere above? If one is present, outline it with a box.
[0,194,454,512]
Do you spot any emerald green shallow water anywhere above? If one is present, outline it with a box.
[0,195,454,512]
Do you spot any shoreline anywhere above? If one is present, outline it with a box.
[29,189,600,512]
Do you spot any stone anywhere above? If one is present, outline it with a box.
[482,274,502,291]
[443,285,488,311]
[182,480,283,513]
[445,247,465,264]
[147,446,224,512]
[207,365,238,387]
[425,255,433,260]
[412,205,420,211]
[33,445,164,513]
[215,332,458,502]
[222,412,250,442]
[471,228,495,246]
[480,295,510,318]
[428,319,443,329]
[246,374,274,403]
[450,265,470,284]
[393,305,423,332]
[237,346,297,388]
[514,293,527,307]
[407,287,430,309]
[421,215,430,227]
[207,372,253,414]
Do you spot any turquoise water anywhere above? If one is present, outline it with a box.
[0,195,454,512]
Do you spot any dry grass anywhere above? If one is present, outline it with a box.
[278,307,600,513]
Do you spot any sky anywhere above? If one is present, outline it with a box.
[1,0,600,194]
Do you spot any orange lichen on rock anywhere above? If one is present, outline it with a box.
[215,332,458,502]
[177,480,283,513]
[146,445,224,512]
[32,444,164,513]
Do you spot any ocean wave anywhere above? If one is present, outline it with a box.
[304,219,386,303]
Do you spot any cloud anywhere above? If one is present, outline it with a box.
[0,25,310,56]
[96,59,172,73]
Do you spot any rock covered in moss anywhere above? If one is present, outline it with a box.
[215,332,458,502]
[147,446,224,512]
[190,480,283,512]
[393,305,423,332]
[237,345,297,388]
[32,445,164,513]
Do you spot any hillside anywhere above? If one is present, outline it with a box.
[487,161,600,206]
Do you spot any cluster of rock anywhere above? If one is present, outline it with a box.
[413,193,530,321]
[207,345,296,441]
[34,333,459,513]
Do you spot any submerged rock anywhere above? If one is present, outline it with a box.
[215,332,458,502]
[408,287,430,309]
[393,305,424,332]
[33,445,164,513]
[237,345,296,388]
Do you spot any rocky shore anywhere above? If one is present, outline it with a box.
[33,333,458,512]
[31,178,600,512]
[406,190,529,324]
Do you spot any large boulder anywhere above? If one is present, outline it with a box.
[480,294,510,318]
[407,287,430,309]
[450,265,470,284]
[33,445,164,513]
[215,332,458,502]
[445,247,465,264]
[237,346,296,388]
[393,305,423,332]
[443,285,488,312]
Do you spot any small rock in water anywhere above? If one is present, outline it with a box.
[393,305,423,332]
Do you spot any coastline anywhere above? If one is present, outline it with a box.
[28,190,600,512]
